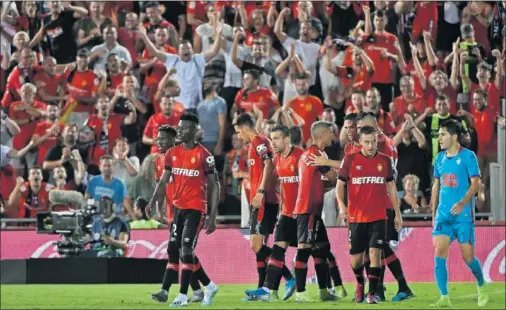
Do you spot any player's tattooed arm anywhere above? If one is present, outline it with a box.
[205,173,221,234]
[430,178,440,225]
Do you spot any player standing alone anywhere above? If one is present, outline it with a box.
[293,121,342,302]
[336,125,402,304]
[233,113,294,300]
[430,120,489,307]
[147,113,221,307]
[150,125,217,305]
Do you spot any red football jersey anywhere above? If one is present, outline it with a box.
[392,94,425,129]
[144,112,182,154]
[33,121,65,165]
[359,32,398,84]
[423,84,457,114]
[294,145,327,215]
[345,134,398,165]
[248,135,274,204]
[234,88,279,119]
[9,100,47,150]
[19,182,53,218]
[33,70,65,101]
[287,95,324,144]
[63,69,99,113]
[344,142,361,156]
[376,109,397,136]
[155,152,174,222]
[338,152,394,223]
[274,146,304,217]
[470,83,500,116]
[164,144,215,212]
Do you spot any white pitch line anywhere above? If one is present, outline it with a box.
[455,290,505,299]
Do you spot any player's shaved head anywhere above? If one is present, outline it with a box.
[310,121,334,148]
[357,112,378,130]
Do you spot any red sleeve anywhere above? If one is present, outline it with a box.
[143,117,155,137]
[338,154,352,181]
[297,155,317,202]
[335,66,349,78]
[268,89,279,108]
[33,123,44,136]
[429,3,438,41]
[234,90,243,106]
[313,97,324,116]
[187,1,197,14]
[253,137,273,160]
[385,156,394,182]
[164,148,173,170]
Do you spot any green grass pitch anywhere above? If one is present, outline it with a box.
[1,283,505,309]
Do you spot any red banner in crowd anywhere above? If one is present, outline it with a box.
[1,227,504,283]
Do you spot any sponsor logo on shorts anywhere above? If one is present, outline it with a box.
[351,176,385,184]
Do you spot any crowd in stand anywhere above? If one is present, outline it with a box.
[0,0,505,228]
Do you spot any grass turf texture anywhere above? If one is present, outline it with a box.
[1,283,504,309]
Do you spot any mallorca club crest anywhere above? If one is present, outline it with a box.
[191,157,196,164]
[377,164,383,172]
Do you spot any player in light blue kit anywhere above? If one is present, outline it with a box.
[430,120,489,307]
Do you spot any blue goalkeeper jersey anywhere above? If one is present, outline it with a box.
[434,147,480,223]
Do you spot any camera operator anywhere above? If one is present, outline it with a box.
[80,196,130,258]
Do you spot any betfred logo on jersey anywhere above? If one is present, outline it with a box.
[279,176,299,183]
[351,176,385,185]
[172,168,200,177]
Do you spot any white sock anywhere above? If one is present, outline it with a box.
[262,287,271,293]
[193,289,202,295]
[205,281,217,291]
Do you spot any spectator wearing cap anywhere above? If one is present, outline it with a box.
[75,1,114,52]
[138,19,223,113]
[42,1,88,64]
[275,7,321,94]
[61,48,105,128]
[197,80,226,156]
[129,197,164,229]
[90,25,132,71]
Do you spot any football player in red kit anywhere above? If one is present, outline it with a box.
[292,121,342,302]
[233,113,294,300]
[147,113,220,307]
[151,125,217,304]
[337,125,403,304]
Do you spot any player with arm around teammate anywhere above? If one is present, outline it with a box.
[336,125,402,304]
[430,119,489,308]
[147,113,221,307]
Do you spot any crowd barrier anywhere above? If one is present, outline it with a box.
[1,227,504,284]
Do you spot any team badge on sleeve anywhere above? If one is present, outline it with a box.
[206,156,215,167]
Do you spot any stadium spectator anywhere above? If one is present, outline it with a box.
[0,109,20,146]
[111,137,139,187]
[197,80,226,155]
[221,132,245,222]
[399,174,430,215]
[86,155,132,219]
[75,1,113,51]
[129,197,164,229]
[0,141,35,205]
[2,47,40,109]
[365,88,396,137]
[143,95,182,154]
[31,103,65,166]
[390,75,425,127]
[33,57,67,104]
[90,24,132,71]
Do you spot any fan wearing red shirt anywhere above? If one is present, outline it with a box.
[103,54,126,98]
[147,113,220,306]
[286,72,324,144]
[61,49,102,127]
[85,97,136,166]
[365,88,396,136]
[239,4,272,47]
[2,47,41,109]
[187,1,207,30]
[337,125,402,303]
[464,62,501,116]
[411,2,438,44]
[143,1,174,41]
[359,10,400,111]
[8,83,46,174]
[327,46,374,112]
[342,113,361,156]
[8,167,53,219]
[233,113,285,292]
[292,121,339,300]
[390,76,425,130]
[143,96,184,154]
[117,13,141,66]
[32,103,65,166]
[421,70,458,114]
[233,70,279,120]
[33,57,67,104]
[346,90,367,115]
[153,79,186,115]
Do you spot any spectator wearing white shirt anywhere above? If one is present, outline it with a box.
[0,110,20,146]
[90,25,132,71]
[275,7,321,92]
[197,80,226,156]
[139,20,223,113]
[222,26,249,113]
[111,137,140,189]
